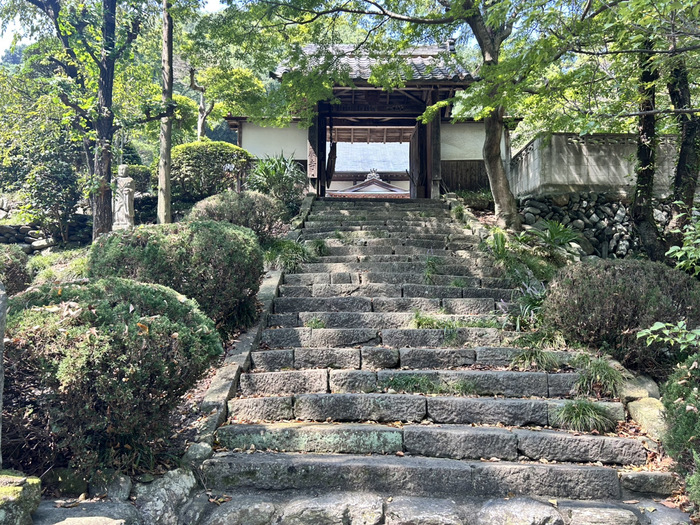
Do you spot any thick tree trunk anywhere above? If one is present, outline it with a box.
[667,57,700,238]
[483,106,521,229]
[631,41,666,260]
[92,0,118,239]
[158,0,173,224]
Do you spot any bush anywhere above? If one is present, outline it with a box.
[120,165,152,193]
[19,161,81,242]
[263,239,314,272]
[88,220,263,327]
[663,352,700,505]
[171,141,252,202]
[247,155,307,217]
[188,190,285,243]
[667,207,700,278]
[27,248,89,285]
[2,278,222,475]
[541,259,700,375]
[0,244,30,295]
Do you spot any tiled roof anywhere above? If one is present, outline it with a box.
[274,43,471,83]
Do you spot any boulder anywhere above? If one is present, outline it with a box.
[0,470,41,525]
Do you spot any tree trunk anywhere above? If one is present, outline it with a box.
[483,105,521,229]
[667,57,700,237]
[158,0,173,224]
[631,40,665,260]
[92,0,118,239]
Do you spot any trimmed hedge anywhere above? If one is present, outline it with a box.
[188,190,285,243]
[542,259,700,375]
[88,220,263,326]
[0,244,30,295]
[121,165,152,193]
[171,141,252,202]
[2,278,222,475]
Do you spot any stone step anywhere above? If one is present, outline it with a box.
[312,199,448,209]
[260,327,503,348]
[309,208,452,217]
[238,368,577,397]
[273,296,499,315]
[312,253,490,265]
[300,234,478,250]
[215,422,647,466]
[227,393,625,427]
[270,312,501,329]
[298,262,500,278]
[303,224,464,235]
[249,346,573,372]
[202,452,631,500]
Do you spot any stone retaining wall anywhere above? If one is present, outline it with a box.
[0,216,92,253]
[518,192,673,258]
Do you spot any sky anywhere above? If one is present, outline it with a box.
[0,0,225,56]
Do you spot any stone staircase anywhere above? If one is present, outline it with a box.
[201,198,687,524]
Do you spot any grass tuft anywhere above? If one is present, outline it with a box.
[263,239,314,272]
[510,348,561,372]
[571,354,624,398]
[552,399,616,433]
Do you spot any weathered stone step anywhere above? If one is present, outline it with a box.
[309,208,452,216]
[312,252,488,263]
[261,327,502,348]
[239,367,576,397]
[250,346,574,372]
[312,199,448,209]
[215,422,647,466]
[273,296,499,315]
[270,311,501,329]
[228,393,625,427]
[300,233,478,250]
[311,244,487,257]
[298,262,500,278]
[202,452,625,500]
[303,224,463,236]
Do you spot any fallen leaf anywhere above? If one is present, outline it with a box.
[623,500,639,504]
[548,499,558,508]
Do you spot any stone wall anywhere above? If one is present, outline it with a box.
[509,134,678,199]
[518,192,673,258]
[0,217,91,253]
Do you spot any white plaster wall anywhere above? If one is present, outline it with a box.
[441,123,485,160]
[242,123,307,160]
[509,134,678,198]
[328,180,410,192]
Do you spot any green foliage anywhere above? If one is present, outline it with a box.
[27,248,89,286]
[510,348,561,372]
[188,190,286,243]
[309,239,330,256]
[571,354,624,398]
[423,255,442,285]
[552,399,616,433]
[19,161,81,242]
[510,280,547,332]
[246,155,307,217]
[455,189,494,211]
[263,239,314,272]
[487,229,509,261]
[638,320,700,354]
[667,209,700,278]
[526,220,580,250]
[452,205,465,222]
[542,260,700,376]
[409,310,499,330]
[122,165,152,194]
[2,278,222,476]
[171,141,253,202]
[304,317,326,329]
[662,352,700,486]
[89,221,263,327]
[0,244,30,295]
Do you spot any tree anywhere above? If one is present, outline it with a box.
[158,0,174,224]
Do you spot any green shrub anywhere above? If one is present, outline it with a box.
[510,348,561,372]
[19,161,81,242]
[88,221,263,327]
[121,165,152,193]
[570,354,624,398]
[541,259,700,376]
[171,141,252,202]
[2,278,222,475]
[0,244,30,295]
[188,190,285,243]
[28,248,89,285]
[455,188,493,211]
[667,207,700,278]
[263,239,314,272]
[247,155,307,217]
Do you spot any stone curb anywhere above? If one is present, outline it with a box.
[193,269,284,446]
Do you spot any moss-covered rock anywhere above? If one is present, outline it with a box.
[0,470,41,525]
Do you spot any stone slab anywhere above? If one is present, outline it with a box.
[294,393,426,423]
[308,328,380,347]
[372,298,442,313]
[399,348,476,369]
[362,347,400,369]
[330,370,378,393]
[404,425,518,461]
[261,328,312,348]
[294,348,361,369]
[441,298,496,315]
[216,423,403,455]
[427,397,549,426]
[239,369,328,396]
[228,397,294,422]
[274,297,372,313]
[251,350,294,371]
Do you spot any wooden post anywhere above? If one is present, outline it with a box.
[318,115,327,196]
[429,91,442,199]
[308,116,320,195]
